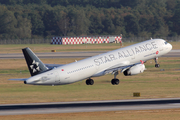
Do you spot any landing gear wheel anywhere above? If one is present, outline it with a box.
[86,80,89,85]
[89,79,94,85]
[111,79,115,85]
[155,64,160,68]
[154,58,160,68]
[86,79,94,85]
[111,79,120,85]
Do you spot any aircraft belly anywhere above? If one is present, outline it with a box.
[67,68,97,83]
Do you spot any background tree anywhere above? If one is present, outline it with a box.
[89,15,104,35]
[171,3,180,35]
[29,13,44,36]
[57,11,70,36]
[15,16,32,39]
[0,9,17,39]
[124,14,140,36]
[0,0,180,39]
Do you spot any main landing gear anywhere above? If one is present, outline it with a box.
[111,71,120,85]
[111,79,119,85]
[86,79,94,85]
[86,71,120,85]
[154,57,160,68]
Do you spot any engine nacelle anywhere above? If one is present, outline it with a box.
[123,64,145,76]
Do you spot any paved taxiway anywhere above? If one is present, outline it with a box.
[0,98,180,115]
[0,50,180,59]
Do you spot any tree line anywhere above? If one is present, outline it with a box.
[0,0,180,39]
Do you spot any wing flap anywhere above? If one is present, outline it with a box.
[104,61,146,74]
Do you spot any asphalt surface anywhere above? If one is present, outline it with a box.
[0,50,180,59]
[0,98,180,115]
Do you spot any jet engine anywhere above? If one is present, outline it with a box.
[123,64,145,76]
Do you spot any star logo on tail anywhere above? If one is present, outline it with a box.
[30,60,40,73]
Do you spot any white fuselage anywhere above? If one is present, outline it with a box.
[26,39,172,85]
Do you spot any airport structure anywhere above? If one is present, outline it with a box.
[51,35,122,45]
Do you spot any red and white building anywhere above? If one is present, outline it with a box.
[51,36,122,45]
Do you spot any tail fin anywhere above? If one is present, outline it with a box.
[22,47,48,76]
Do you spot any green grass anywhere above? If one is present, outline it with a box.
[0,69,28,74]
[1,57,180,104]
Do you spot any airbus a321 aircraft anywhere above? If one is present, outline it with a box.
[10,39,172,85]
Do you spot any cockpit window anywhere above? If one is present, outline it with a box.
[164,41,168,45]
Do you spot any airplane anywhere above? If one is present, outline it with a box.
[9,39,172,85]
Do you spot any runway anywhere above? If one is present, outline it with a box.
[0,50,180,59]
[0,98,180,115]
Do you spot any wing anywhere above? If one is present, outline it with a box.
[104,61,146,75]
[45,64,64,69]
[91,61,132,77]
[92,60,144,77]
[104,64,134,75]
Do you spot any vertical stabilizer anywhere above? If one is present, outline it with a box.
[22,47,48,76]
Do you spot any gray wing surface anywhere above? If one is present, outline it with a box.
[45,64,65,69]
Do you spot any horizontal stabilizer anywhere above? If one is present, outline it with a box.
[9,78,27,81]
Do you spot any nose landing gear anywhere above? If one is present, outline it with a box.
[154,57,160,68]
